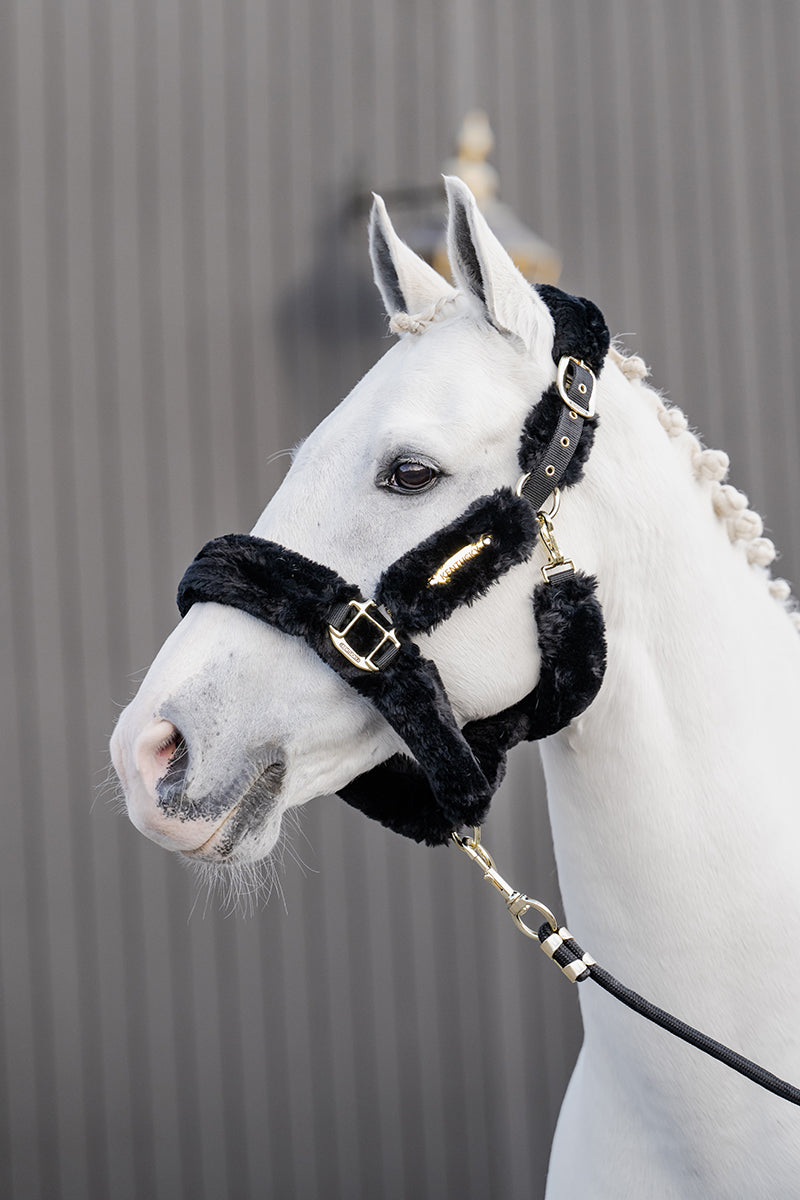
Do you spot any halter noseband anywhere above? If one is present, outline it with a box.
[177,286,610,846]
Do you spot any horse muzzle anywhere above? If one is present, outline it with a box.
[111,714,286,859]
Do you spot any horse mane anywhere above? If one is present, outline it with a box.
[609,343,800,630]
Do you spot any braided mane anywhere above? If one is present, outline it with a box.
[609,344,800,630]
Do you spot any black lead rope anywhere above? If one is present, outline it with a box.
[454,829,800,1107]
[537,924,800,1107]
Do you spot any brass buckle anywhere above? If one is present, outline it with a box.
[557,356,596,420]
[328,599,400,672]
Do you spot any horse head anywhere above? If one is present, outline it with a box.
[111,177,608,869]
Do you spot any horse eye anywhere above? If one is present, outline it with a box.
[388,460,439,493]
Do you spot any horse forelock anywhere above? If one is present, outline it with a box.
[388,290,465,335]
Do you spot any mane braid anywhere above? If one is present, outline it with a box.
[389,292,461,335]
[610,345,800,629]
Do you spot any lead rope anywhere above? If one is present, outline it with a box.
[453,827,800,1107]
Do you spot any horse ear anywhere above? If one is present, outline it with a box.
[369,193,456,318]
[444,175,554,357]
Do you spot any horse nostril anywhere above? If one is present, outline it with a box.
[134,719,189,796]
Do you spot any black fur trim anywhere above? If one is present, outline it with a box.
[339,755,471,846]
[464,571,606,756]
[377,489,538,634]
[178,533,358,641]
[536,284,610,374]
[178,534,494,833]
[516,285,610,487]
[340,572,606,846]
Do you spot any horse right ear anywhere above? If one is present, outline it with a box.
[444,175,554,358]
[369,194,456,319]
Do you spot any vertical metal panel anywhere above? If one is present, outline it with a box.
[1,3,799,1199]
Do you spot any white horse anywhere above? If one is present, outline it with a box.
[111,177,800,1197]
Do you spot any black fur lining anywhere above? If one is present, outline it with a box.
[516,285,611,488]
[377,489,538,634]
[178,533,495,830]
[340,571,606,844]
[536,284,610,374]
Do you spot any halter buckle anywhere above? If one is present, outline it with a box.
[557,356,596,420]
[328,599,401,672]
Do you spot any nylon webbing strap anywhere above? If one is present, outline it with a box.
[520,405,585,512]
[519,359,596,513]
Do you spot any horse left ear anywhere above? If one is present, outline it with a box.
[369,193,456,319]
[444,175,554,358]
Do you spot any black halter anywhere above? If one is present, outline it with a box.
[177,286,610,845]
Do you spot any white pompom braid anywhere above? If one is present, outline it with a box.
[770,578,792,602]
[658,407,689,437]
[746,537,777,567]
[712,483,749,517]
[728,509,764,542]
[692,448,729,482]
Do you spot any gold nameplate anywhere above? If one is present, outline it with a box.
[428,535,493,587]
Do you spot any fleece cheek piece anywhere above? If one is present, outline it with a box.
[376,488,539,634]
[339,570,606,844]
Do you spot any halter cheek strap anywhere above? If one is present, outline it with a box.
[176,284,611,846]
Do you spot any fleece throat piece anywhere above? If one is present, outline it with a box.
[177,285,610,846]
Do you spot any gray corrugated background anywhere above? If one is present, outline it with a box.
[2,3,799,1198]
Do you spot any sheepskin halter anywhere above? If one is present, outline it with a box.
[177,286,609,845]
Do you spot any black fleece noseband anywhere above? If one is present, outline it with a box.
[177,286,610,845]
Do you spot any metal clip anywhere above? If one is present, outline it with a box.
[537,510,575,583]
[452,827,558,937]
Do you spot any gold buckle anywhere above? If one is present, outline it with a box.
[328,599,400,672]
[557,356,596,420]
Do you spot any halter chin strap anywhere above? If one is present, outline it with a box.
[177,285,610,846]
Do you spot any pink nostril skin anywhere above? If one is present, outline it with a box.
[134,718,185,795]
[114,716,225,852]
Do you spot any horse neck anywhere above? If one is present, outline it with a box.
[540,368,800,1009]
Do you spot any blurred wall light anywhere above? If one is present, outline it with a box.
[403,110,562,285]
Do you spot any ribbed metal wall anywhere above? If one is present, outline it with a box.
[2,3,799,1198]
